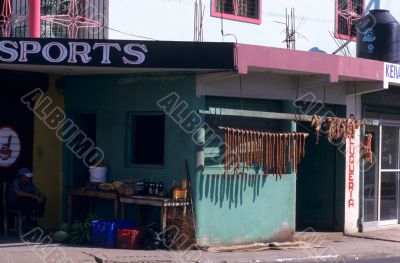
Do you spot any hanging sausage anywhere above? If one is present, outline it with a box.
[221,127,308,177]
[224,129,228,176]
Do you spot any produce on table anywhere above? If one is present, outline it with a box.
[124,187,134,196]
[98,181,134,196]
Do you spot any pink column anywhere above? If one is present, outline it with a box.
[29,0,41,38]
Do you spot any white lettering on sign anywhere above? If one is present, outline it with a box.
[68,42,92,64]
[42,42,68,63]
[384,62,400,86]
[0,41,18,62]
[0,40,148,65]
[123,44,148,65]
[93,43,121,64]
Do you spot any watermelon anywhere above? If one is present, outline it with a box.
[52,231,70,243]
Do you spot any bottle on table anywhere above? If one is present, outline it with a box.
[181,178,187,201]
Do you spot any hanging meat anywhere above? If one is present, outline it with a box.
[224,129,228,176]
[311,115,322,144]
[346,115,357,139]
[220,127,308,177]
[326,116,361,143]
[362,133,373,164]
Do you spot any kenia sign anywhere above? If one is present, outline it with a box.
[383,63,400,85]
[0,37,235,69]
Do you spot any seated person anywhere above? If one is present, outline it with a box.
[7,168,46,227]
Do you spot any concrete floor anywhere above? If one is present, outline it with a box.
[346,225,400,242]
[0,230,399,262]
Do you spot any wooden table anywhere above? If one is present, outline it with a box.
[120,196,189,232]
[67,189,119,223]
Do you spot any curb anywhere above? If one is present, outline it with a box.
[344,233,400,244]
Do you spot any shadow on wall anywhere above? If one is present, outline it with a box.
[198,172,289,209]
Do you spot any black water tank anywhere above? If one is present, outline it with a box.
[356,10,400,63]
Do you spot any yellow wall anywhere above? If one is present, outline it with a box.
[33,75,64,229]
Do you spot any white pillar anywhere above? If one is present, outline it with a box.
[344,93,362,233]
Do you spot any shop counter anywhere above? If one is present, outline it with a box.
[120,196,189,232]
[67,188,119,223]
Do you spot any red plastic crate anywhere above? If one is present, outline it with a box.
[116,229,142,249]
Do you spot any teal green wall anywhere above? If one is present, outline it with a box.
[62,73,198,220]
[61,79,344,246]
[195,173,296,246]
[195,97,297,246]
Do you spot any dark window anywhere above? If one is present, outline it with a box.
[129,114,165,166]
[336,0,364,40]
[215,0,260,20]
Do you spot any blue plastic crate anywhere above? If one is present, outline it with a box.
[92,220,137,248]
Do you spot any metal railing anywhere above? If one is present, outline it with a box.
[0,0,107,38]
[0,0,29,37]
[215,0,259,19]
[41,0,107,39]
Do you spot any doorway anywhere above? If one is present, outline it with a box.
[364,124,400,227]
[295,104,346,232]
[296,123,345,231]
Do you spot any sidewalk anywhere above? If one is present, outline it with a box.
[345,225,400,243]
[0,232,399,263]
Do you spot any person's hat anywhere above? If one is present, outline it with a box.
[18,168,33,178]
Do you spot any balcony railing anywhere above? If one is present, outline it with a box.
[0,0,107,39]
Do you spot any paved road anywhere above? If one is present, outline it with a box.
[345,258,400,263]
[297,257,400,263]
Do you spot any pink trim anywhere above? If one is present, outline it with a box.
[236,44,384,83]
[211,0,262,25]
[335,32,357,41]
[335,0,366,41]
[29,0,41,38]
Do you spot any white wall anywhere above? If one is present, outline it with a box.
[107,0,400,56]
[197,72,348,105]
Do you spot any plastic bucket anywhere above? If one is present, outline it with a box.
[89,167,107,183]
[92,220,137,248]
[116,229,142,249]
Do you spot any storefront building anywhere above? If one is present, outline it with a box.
[361,63,400,229]
[194,44,387,245]
[0,0,399,249]
[0,40,397,246]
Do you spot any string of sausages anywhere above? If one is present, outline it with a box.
[220,127,308,177]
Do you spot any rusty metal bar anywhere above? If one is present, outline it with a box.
[199,107,378,126]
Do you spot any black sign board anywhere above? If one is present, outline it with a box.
[0,37,235,70]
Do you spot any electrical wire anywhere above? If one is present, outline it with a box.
[354,83,357,118]
[104,26,158,40]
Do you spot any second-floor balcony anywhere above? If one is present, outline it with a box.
[0,0,108,39]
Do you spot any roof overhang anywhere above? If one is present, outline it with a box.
[236,43,386,88]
